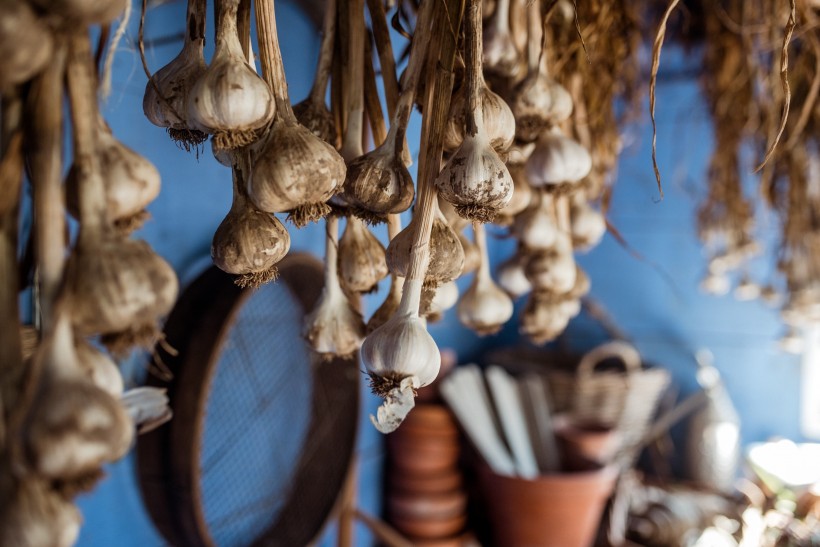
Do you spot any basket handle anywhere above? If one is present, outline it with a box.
[576,341,642,378]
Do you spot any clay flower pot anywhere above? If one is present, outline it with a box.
[387,434,460,474]
[553,415,621,469]
[389,468,463,495]
[478,464,619,547]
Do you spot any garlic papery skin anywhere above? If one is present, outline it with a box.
[0,1,53,91]
[362,278,441,433]
[570,194,606,251]
[481,0,521,81]
[187,0,274,150]
[1,479,81,547]
[30,0,126,25]
[212,169,291,288]
[248,120,345,226]
[457,223,514,335]
[67,123,161,234]
[121,387,173,434]
[497,251,532,298]
[513,190,559,251]
[343,127,415,218]
[519,291,573,345]
[143,0,207,145]
[338,216,389,294]
[386,204,465,287]
[420,280,459,322]
[443,85,515,153]
[303,216,365,359]
[25,316,134,481]
[436,0,512,223]
[511,74,573,143]
[526,128,592,188]
[76,338,124,396]
[524,234,577,293]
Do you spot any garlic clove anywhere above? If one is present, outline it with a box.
[0,1,53,91]
[338,216,389,294]
[248,120,345,226]
[526,129,592,188]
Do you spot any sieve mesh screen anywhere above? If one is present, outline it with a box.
[199,281,313,547]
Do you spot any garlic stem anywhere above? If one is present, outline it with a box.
[324,216,343,299]
[255,0,297,120]
[474,221,491,281]
[340,0,366,160]
[237,0,252,61]
[29,42,67,330]
[464,0,485,137]
[308,0,337,104]
[67,32,107,240]
[556,194,571,233]
[365,0,399,115]
[526,0,541,75]
[493,0,511,34]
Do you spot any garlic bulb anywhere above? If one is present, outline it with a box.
[511,73,573,143]
[67,121,161,234]
[482,0,521,80]
[700,272,731,295]
[303,216,365,359]
[513,190,559,251]
[443,85,515,153]
[0,479,81,547]
[362,278,441,433]
[76,338,124,396]
[212,169,291,288]
[387,203,465,287]
[497,251,531,298]
[420,280,459,322]
[524,234,577,293]
[30,0,126,25]
[570,194,606,250]
[25,316,134,481]
[343,126,414,219]
[187,0,274,150]
[734,276,761,301]
[436,0,513,223]
[143,0,208,146]
[526,128,592,188]
[519,291,573,344]
[457,223,514,335]
[338,216,389,293]
[0,1,53,91]
[495,163,532,225]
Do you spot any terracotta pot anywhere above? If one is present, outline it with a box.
[388,435,460,474]
[553,415,621,469]
[402,404,458,431]
[389,468,463,495]
[388,511,467,540]
[478,464,619,547]
[413,531,476,547]
[387,490,467,520]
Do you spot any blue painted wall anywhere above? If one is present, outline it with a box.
[73,4,809,546]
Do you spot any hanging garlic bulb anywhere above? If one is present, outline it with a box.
[513,190,559,251]
[0,479,81,547]
[734,276,761,301]
[497,250,531,298]
[520,291,573,345]
[436,0,513,223]
[248,0,345,227]
[387,200,465,287]
[526,128,592,189]
[438,194,469,233]
[65,31,179,356]
[29,0,126,25]
[700,272,730,296]
[303,216,365,359]
[0,1,53,91]
[443,84,515,153]
[25,315,133,481]
[66,120,161,234]
[506,141,535,165]
[570,193,606,250]
[481,0,521,80]
[362,278,441,433]
[338,216,389,293]
[187,0,274,151]
[457,223,514,335]
[75,338,124,396]
[524,233,577,293]
[143,0,208,146]
[212,167,291,288]
[420,280,459,322]
[510,1,572,142]
[292,0,337,144]
[495,163,533,225]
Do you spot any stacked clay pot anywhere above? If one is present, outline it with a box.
[385,403,470,545]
